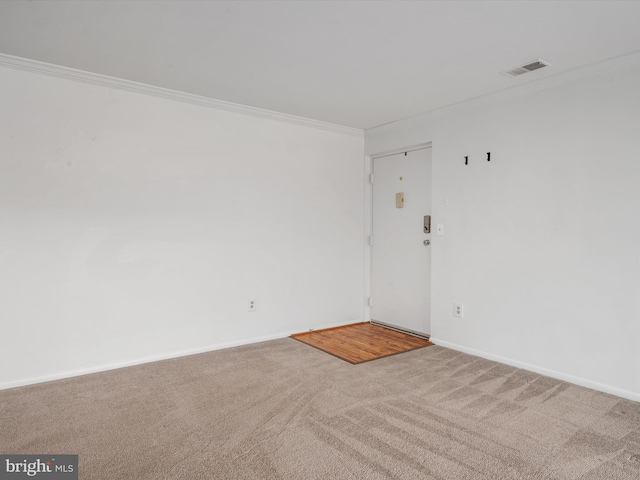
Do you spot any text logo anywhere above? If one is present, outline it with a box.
[0,456,77,480]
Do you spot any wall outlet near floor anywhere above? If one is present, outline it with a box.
[247,298,256,312]
[454,302,464,318]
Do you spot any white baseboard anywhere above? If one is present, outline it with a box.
[431,338,640,403]
[0,319,365,391]
[0,331,294,391]
[305,319,369,332]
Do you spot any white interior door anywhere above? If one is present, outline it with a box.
[371,147,432,336]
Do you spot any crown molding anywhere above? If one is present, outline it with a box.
[0,53,363,138]
[367,49,640,137]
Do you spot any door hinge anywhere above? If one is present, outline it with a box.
[369,173,374,184]
[368,297,373,308]
[368,235,374,246]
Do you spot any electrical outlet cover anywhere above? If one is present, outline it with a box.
[248,298,256,312]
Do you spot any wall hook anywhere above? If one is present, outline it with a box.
[464,156,468,165]
[487,152,491,162]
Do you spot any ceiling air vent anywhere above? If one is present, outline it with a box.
[502,60,550,77]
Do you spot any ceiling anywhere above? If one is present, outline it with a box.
[1,1,640,130]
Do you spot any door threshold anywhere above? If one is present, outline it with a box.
[370,320,430,340]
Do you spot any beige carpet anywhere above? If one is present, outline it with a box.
[1,339,639,479]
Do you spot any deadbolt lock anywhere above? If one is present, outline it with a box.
[423,215,431,233]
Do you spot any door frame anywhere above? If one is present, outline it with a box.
[363,142,433,332]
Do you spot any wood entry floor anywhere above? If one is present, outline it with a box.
[291,322,433,364]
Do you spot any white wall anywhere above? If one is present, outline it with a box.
[366,62,640,401]
[0,65,365,388]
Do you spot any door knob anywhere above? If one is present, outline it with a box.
[423,239,430,246]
